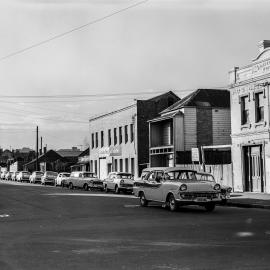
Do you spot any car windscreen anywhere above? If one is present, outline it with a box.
[164,170,197,181]
[195,173,215,182]
[62,173,70,177]
[116,174,132,179]
[36,172,44,175]
[83,173,97,178]
[22,172,30,176]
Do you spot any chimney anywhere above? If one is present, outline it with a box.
[258,40,270,53]
[43,146,47,154]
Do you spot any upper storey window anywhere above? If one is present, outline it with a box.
[255,92,264,123]
[241,96,249,125]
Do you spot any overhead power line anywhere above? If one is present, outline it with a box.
[0,0,149,62]
[0,87,227,100]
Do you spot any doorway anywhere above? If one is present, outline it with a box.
[243,145,264,192]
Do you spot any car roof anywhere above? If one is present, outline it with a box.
[142,166,198,173]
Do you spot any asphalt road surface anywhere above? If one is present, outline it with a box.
[0,181,270,270]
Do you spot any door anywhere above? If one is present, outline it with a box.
[244,145,264,192]
[99,158,107,180]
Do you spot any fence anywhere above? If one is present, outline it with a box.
[176,163,233,187]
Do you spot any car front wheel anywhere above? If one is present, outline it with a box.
[69,183,73,190]
[168,194,178,212]
[139,192,148,207]
[115,185,120,194]
[83,184,89,191]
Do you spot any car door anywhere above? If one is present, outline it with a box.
[149,171,164,202]
[107,173,114,189]
[143,171,160,200]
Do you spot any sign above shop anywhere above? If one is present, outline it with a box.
[98,146,122,157]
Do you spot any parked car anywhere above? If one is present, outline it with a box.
[11,171,19,181]
[5,171,12,180]
[56,172,70,186]
[41,171,58,185]
[29,171,44,184]
[103,172,134,193]
[67,171,103,191]
[133,167,222,212]
[17,171,31,182]
[1,171,7,180]
[196,171,232,204]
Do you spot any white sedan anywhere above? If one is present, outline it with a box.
[55,172,70,187]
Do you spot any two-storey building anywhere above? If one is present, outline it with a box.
[229,40,270,193]
[149,88,231,167]
[89,91,179,179]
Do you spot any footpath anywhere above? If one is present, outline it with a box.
[227,192,270,210]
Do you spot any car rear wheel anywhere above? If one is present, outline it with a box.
[83,184,89,191]
[168,194,178,212]
[69,183,73,190]
[205,203,216,212]
[115,185,120,194]
[139,192,148,207]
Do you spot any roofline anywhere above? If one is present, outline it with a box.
[89,103,137,122]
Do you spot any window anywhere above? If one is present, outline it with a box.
[119,159,123,172]
[114,128,117,145]
[101,131,104,147]
[131,158,134,175]
[95,132,98,148]
[94,160,98,174]
[255,92,264,122]
[125,158,129,173]
[241,96,249,125]
[91,133,94,149]
[108,129,111,146]
[90,160,93,171]
[124,125,128,143]
[114,159,118,171]
[119,127,122,144]
[130,124,134,142]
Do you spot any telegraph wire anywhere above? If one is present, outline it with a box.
[0,0,149,62]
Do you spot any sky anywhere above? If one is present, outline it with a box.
[0,0,270,151]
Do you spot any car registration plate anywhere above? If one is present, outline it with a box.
[195,197,207,202]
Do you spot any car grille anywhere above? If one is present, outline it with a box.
[120,183,133,188]
[93,181,102,185]
[181,192,219,200]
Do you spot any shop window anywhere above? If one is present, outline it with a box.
[108,129,111,146]
[114,128,117,145]
[94,160,97,174]
[95,132,98,148]
[114,159,118,171]
[255,92,264,122]
[125,125,128,143]
[241,96,249,125]
[119,159,123,172]
[101,131,104,147]
[130,124,134,142]
[119,127,122,144]
[125,158,129,173]
[131,158,134,175]
[91,133,94,149]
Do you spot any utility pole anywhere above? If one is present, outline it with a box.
[40,136,43,155]
[36,126,39,171]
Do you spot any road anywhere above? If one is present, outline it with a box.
[0,181,270,270]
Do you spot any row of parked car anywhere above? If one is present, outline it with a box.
[1,167,232,212]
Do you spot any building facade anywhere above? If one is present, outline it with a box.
[229,40,270,193]
[149,89,231,167]
[89,91,179,179]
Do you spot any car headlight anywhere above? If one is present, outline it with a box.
[120,180,124,185]
[214,184,221,191]
[179,184,187,191]
[227,187,232,193]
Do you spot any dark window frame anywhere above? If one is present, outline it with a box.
[255,91,264,123]
[124,125,128,143]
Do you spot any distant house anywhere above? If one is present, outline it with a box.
[149,89,231,167]
[24,149,67,172]
[57,147,82,171]
[70,148,90,172]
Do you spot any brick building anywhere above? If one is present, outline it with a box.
[229,40,270,193]
[89,91,179,179]
[149,89,231,167]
